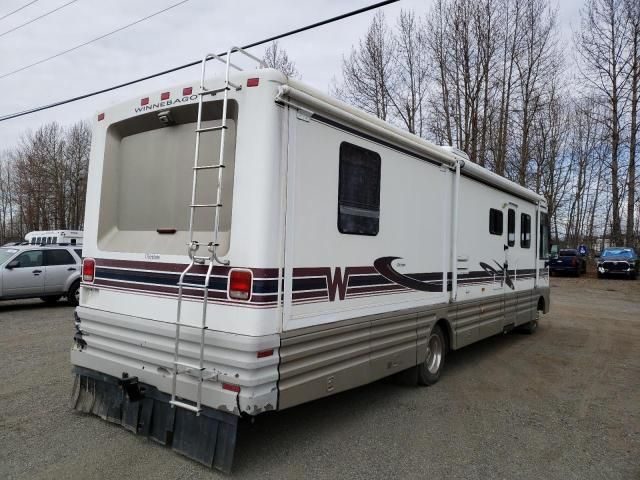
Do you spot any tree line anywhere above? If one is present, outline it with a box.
[334,0,639,249]
[1,0,637,250]
[0,122,90,244]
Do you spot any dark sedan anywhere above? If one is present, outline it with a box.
[596,247,638,279]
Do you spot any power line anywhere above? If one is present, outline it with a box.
[0,0,41,21]
[0,0,191,80]
[0,0,399,123]
[0,0,78,39]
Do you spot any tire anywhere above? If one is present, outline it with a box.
[519,318,538,334]
[67,280,80,306]
[418,325,446,386]
[40,296,61,304]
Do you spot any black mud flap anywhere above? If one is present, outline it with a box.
[71,366,238,473]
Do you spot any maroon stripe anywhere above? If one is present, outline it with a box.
[293,266,377,277]
[292,290,327,301]
[94,258,279,278]
[346,284,407,295]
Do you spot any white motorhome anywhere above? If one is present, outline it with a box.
[26,229,83,245]
[71,48,550,473]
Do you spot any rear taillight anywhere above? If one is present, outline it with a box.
[82,258,95,283]
[572,257,577,266]
[229,269,252,300]
[247,77,259,87]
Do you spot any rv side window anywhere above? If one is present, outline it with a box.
[507,209,515,246]
[521,213,531,248]
[338,142,381,236]
[489,209,503,236]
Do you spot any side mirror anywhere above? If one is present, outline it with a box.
[6,260,20,269]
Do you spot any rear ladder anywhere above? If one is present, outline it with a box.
[170,47,266,415]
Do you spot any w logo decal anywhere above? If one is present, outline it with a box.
[326,267,349,302]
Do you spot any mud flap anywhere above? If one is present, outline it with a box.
[71,366,238,473]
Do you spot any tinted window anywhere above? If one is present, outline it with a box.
[489,209,503,235]
[521,213,531,248]
[559,249,577,256]
[74,249,83,259]
[15,250,43,268]
[507,209,515,246]
[44,249,75,266]
[539,212,550,258]
[338,142,381,236]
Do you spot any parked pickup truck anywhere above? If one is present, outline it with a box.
[549,248,586,276]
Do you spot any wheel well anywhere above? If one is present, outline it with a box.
[435,318,453,352]
[537,296,545,312]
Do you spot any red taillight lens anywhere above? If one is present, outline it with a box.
[229,269,252,300]
[141,97,149,106]
[257,349,274,358]
[82,258,95,283]
[246,77,259,87]
[161,91,170,100]
[222,383,241,393]
[182,87,192,96]
[572,257,577,266]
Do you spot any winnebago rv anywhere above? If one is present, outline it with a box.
[71,48,550,473]
[26,230,83,245]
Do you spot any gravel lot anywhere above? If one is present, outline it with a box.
[1,277,639,480]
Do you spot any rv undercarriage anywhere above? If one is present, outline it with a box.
[71,366,238,473]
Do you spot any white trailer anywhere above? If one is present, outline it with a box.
[71,48,550,473]
[25,230,83,245]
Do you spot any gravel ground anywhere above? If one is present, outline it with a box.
[1,277,639,479]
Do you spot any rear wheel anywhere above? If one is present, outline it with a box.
[40,296,61,304]
[67,280,80,306]
[418,325,446,386]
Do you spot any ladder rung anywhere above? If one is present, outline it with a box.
[200,86,229,95]
[178,282,206,288]
[196,125,227,133]
[175,360,205,371]
[170,400,202,413]
[190,203,222,208]
[193,164,225,170]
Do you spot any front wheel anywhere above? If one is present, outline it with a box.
[67,280,80,306]
[418,325,446,386]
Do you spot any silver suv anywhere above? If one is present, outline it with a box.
[0,244,82,306]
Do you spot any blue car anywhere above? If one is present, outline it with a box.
[549,249,586,276]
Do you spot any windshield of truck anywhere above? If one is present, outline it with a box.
[0,248,18,265]
[602,249,633,258]
[97,99,237,255]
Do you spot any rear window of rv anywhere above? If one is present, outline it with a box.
[489,209,503,235]
[97,99,238,255]
[338,142,381,236]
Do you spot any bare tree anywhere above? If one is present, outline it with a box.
[262,41,299,78]
[335,11,396,121]
[624,0,639,244]
[576,0,631,245]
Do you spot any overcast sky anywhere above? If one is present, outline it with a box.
[0,0,582,151]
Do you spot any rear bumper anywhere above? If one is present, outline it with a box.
[71,306,279,416]
[71,366,237,472]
